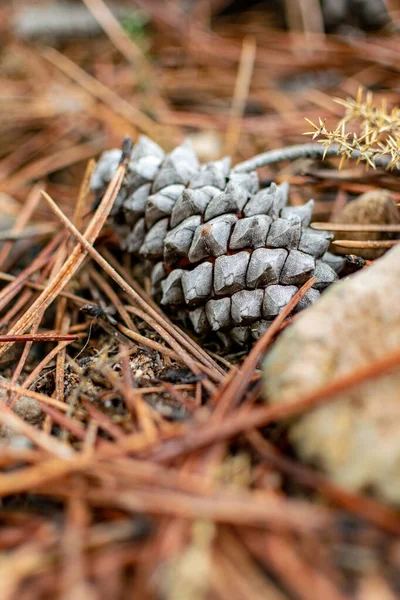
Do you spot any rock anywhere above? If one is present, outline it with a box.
[263,246,400,504]
[332,189,400,259]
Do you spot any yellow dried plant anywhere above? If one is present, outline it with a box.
[304,88,400,170]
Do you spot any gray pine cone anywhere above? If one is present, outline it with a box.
[91,136,343,345]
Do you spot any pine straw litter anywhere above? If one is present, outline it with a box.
[1,1,400,598]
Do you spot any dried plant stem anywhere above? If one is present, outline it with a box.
[72,158,96,232]
[81,0,150,72]
[0,232,64,313]
[0,272,87,305]
[41,47,162,142]
[124,305,223,384]
[89,267,137,331]
[0,402,73,459]
[20,341,73,393]
[332,240,399,249]
[247,431,400,535]
[233,143,400,173]
[102,248,225,377]
[81,0,172,119]
[311,222,400,233]
[0,224,59,241]
[0,164,126,359]
[150,344,400,467]
[40,191,222,392]
[76,486,330,533]
[0,380,71,413]
[0,334,77,343]
[115,323,178,361]
[3,139,104,193]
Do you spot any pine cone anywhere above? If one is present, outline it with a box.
[91,136,343,345]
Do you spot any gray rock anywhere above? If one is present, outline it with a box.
[263,246,400,504]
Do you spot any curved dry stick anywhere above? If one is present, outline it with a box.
[233,142,399,173]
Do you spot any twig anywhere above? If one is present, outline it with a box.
[332,240,400,249]
[311,222,400,233]
[233,142,400,173]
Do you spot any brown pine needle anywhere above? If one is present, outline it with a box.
[41,46,163,142]
[39,190,222,392]
[311,222,400,233]
[332,239,400,249]
[0,333,78,343]
[0,163,126,359]
[0,380,71,413]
